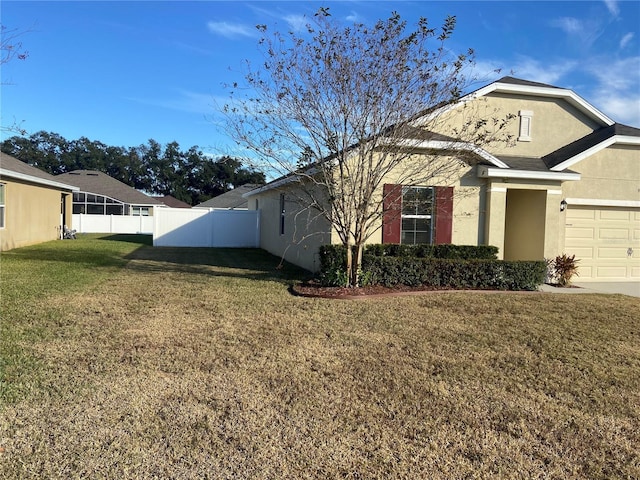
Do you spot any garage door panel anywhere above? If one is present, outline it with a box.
[598,247,632,259]
[577,265,593,278]
[567,209,596,220]
[567,247,593,259]
[566,227,595,239]
[599,210,631,221]
[634,229,640,241]
[597,266,630,278]
[599,228,630,240]
[632,266,640,277]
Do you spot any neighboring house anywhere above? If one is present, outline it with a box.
[244,77,640,281]
[195,184,262,210]
[154,195,192,208]
[0,152,79,251]
[56,170,164,216]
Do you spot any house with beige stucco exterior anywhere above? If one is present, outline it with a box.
[244,77,640,281]
[0,152,79,251]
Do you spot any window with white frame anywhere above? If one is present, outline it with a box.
[132,206,150,216]
[0,183,5,228]
[401,186,434,244]
[518,110,533,141]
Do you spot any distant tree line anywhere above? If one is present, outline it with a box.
[0,131,265,205]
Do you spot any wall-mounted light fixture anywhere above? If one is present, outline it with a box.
[560,199,568,212]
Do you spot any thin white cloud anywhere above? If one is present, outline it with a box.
[603,0,620,17]
[126,89,217,115]
[207,21,256,39]
[591,91,640,125]
[586,56,640,125]
[345,11,361,22]
[507,57,578,85]
[587,56,639,92]
[283,14,308,32]
[620,32,634,49]
[551,17,582,35]
[550,16,604,48]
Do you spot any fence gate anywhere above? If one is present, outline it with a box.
[153,208,260,248]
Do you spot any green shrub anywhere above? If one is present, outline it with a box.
[318,245,350,286]
[364,243,498,260]
[318,244,542,290]
[363,256,546,291]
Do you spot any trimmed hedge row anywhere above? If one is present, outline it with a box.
[364,243,499,260]
[318,244,546,291]
[363,256,546,291]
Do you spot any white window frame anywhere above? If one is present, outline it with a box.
[401,186,434,245]
[132,206,150,216]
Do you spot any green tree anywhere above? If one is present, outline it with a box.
[1,132,264,206]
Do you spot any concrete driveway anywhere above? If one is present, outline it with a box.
[574,282,640,297]
[540,282,640,297]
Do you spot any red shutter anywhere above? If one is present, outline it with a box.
[382,184,402,244]
[434,186,453,245]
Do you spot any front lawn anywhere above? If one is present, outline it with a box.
[1,235,638,478]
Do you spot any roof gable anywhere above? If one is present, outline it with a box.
[419,76,614,129]
[545,123,640,171]
[195,184,261,209]
[0,153,79,192]
[57,170,163,205]
[154,195,192,208]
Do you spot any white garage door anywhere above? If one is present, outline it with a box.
[564,206,640,281]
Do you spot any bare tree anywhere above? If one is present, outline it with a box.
[223,9,512,286]
[1,24,29,67]
[2,24,30,135]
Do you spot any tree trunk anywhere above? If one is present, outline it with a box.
[349,242,364,287]
[345,242,354,287]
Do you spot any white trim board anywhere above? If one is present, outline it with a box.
[565,198,640,208]
[477,166,580,181]
[0,169,80,192]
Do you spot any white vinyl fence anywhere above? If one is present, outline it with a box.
[153,208,260,248]
[72,214,154,234]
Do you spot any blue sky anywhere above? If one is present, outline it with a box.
[1,1,639,157]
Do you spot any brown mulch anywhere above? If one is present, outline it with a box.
[290,280,542,299]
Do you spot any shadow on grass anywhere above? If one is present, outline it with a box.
[96,234,153,245]
[124,246,313,285]
[2,234,151,269]
[3,234,312,285]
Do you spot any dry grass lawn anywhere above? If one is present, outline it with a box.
[1,235,639,479]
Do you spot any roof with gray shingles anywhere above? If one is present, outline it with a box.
[57,170,163,205]
[543,123,640,169]
[0,152,78,191]
[154,195,192,208]
[195,184,261,209]
[495,76,563,90]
